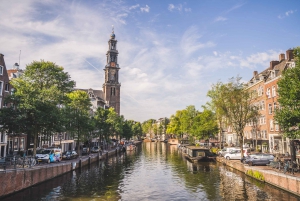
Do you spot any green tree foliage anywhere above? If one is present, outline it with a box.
[66,90,91,155]
[190,108,219,140]
[141,119,156,136]
[132,122,143,139]
[275,47,300,161]
[3,60,75,155]
[166,105,218,141]
[93,107,110,146]
[207,76,259,157]
[275,47,300,139]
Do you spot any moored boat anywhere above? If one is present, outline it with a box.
[184,146,216,162]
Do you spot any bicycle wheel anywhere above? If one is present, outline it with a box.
[29,158,36,166]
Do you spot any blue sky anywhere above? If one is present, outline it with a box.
[1,0,299,122]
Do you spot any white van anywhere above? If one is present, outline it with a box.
[36,147,62,163]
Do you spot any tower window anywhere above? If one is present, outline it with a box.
[114,88,116,96]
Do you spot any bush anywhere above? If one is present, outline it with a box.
[210,147,219,154]
[246,169,265,181]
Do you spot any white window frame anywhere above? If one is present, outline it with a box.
[266,88,271,98]
[270,120,274,131]
[268,103,273,114]
[272,86,276,97]
[0,65,3,75]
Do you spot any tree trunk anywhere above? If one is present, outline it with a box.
[33,132,37,156]
[290,140,296,162]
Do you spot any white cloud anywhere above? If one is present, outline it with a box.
[181,26,215,56]
[0,0,290,122]
[140,5,150,13]
[278,9,297,19]
[168,3,190,12]
[286,10,295,16]
[129,4,139,10]
[215,16,227,22]
[168,4,175,11]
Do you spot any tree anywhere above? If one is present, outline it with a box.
[66,90,91,155]
[6,60,75,155]
[132,122,143,139]
[190,108,219,141]
[275,47,300,161]
[93,107,110,148]
[207,76,259,158]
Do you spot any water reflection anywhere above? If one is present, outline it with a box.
[1,142,299,201]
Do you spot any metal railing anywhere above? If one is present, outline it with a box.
[0,156,37,170]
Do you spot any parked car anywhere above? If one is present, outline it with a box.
[36,148,62,163]
[62,151,78,160]
[218,147,240,157]
[224,149,249,160]
[91,146,101,153]
[244,153,274,166]
[82,146,89,155]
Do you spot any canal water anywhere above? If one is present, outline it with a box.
[2,142,300,201]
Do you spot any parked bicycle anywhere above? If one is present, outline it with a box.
[15,156,37,168]
[283,160,298,175]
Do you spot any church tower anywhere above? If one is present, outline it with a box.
[103,28,121,115]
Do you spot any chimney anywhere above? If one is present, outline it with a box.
[286,49,294,61]
[253,71,258,77]
[279,53,285,61]
[270,60,279,70]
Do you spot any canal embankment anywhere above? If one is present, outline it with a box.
[217,157,300,197]
[0,141,142,198]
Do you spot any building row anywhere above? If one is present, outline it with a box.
[222,49,296,154]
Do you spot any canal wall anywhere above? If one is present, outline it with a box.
[0,147,125,198]
[217,157,300,197]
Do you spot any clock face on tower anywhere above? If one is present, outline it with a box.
[110,62,116,67]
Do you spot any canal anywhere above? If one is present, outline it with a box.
[2,142,299,201]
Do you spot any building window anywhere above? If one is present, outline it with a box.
[260,101,265,110]
[273,102,277,111]
[260,116,266,125]
[14,138,19,151]
[268,104,272,114]
[270,120,274,131]
[0,81,3,96]
[266,88,271,98]
[5,83,9,92]
[11,88,14,95]
[275,122,279,131]
[272,86,276,97]
[113,88,116,96]
[258,86,264,96]
[0,132,4,143]
[0,65,3,75]
[20,138,25,151]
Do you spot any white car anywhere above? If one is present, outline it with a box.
[224,149,247,160]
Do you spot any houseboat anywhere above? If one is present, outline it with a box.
[184,146,216,162]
